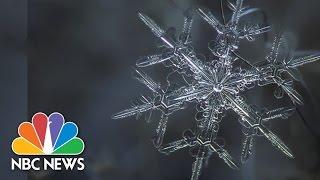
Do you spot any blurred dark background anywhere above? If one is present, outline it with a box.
[1,0,320,179]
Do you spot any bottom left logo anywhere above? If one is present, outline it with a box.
[11,112,85,171]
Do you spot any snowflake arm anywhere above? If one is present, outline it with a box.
[223,92,294,158]
[132,68,162,94]
[197,7,224,33]
[230,0,244,27]
[287,54,320,68]
[138,12,214,83]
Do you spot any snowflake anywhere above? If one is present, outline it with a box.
[112,0,320,179]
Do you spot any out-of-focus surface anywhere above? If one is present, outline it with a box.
[2,0,320,180]
[0,0,27,179]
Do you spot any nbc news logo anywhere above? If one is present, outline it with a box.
[11,112,85,171]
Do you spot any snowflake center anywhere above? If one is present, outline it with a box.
[213,83,223,92]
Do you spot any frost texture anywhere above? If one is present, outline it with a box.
[112,0,320,179]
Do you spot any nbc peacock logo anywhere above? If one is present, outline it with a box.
[12,112,85,155]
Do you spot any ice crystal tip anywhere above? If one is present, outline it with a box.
[196,7,222,32]
[138,12,165,38]
[112,1,319,180]
[288,54,320,68]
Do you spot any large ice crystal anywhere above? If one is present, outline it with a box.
[112,0,320,179]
